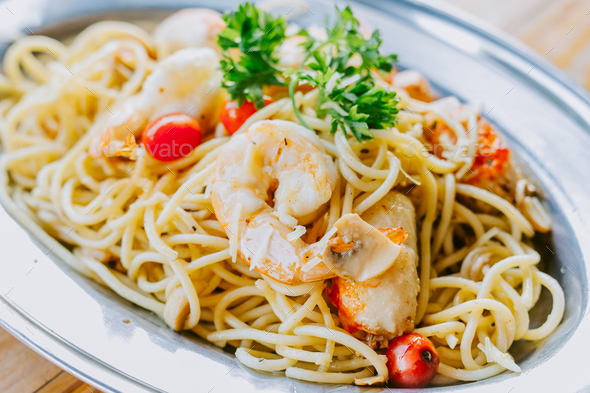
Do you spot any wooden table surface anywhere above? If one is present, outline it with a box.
[1,0,589,392]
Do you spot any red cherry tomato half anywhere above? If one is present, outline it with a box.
[142,113,202,162]
[386,333,439,388]
[219,96,274,135]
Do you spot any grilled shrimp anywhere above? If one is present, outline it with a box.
[211,120,409,286]
[425,108,516,200]
[153,8,225,57]
[327,192,419,348]
[210,120,338,283]
[391,70,436,102]
[89,47,222,158]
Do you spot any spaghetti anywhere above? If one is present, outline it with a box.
[0,5,564,387]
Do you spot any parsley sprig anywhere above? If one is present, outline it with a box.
[217,3,287,109]
[218,3,399,141]
[300,6,397,76]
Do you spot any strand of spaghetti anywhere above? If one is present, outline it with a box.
[328,357,381,372]
[137,274,170,293]
[165,233,229,249]
[239,304,274,322]
[338,157,382,191]
[276,345,331,365]
[454,202,484,239]
[422,299,515,328]
[335,131,389,179]
[214,286,264,333]
[169,258,201,329]
[429,276,482,294]
[235,347,297,371]
[353,154,400,214]
[3,36,65,83]
[371,129,457,173]
[414,321,466,338]
[341,182,355,216]
[317,296,336,372]
[456,183,533,237]
[438,362,506,381]
[229,296,265,316]
[478,254,539,299]
[523,270,565,340]
[120,214,140,270]
[234,98,289,135]
[279,285,323,334]
[292,325,388,384]
[415,162,438,324]
[210,263,256,287]
[458,228,501,277]
[496,276,529,341]
[496,231,534,308]
[128,252,167,279]
[434,247,470,273]
[61,178,135,225]
[79,254,164,314]
[164,137,228,175]
[66,227,122,249]
[155,162,214,231]
[285,368,373,384]
[64,21,155,64]
[144,205,178,261]
[261,275,317,297]
[255,279,288,322]
[432,173,456,257]
[207,328,325,346]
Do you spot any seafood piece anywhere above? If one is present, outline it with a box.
[391,70,435,102]
[211,119,339,284]
[153,8,226,56]
[327,192,419,348]
[426,114,516,200]
[465,119,516,199]
[89,47,222,158]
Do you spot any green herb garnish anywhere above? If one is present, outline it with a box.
[218,3,399,141]
[217,3,287,109]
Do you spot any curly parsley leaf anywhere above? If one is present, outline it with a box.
[301,6,397,76]
[217,3,399,141]
[218,3,287,108]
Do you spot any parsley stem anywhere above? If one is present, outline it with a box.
[289,76,311,130]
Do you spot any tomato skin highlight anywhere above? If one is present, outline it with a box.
[219,97,273,135]
[386,333,439,388]
[142,113,202,162]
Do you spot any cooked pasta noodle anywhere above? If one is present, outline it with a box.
[0,5,565,387]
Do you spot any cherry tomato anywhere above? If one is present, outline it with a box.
[219,96,273,135]
[142,113,202,162]
[386,333,439,388]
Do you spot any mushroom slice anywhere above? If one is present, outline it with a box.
[321,213,403,282]
[164,286,190,331]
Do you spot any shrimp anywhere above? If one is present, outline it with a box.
[326,192,419,349]
[89,47,222,158]
[211,120,337,283]
[153,8,226,57]
[426,115,516,200]
[391,70,436,102]
[211,120,410,286]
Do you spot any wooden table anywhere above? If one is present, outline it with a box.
[1,0,589,391]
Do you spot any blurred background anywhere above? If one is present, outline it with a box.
[0,0,587,392]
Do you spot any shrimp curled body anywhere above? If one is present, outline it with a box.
[211,120,338,284]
